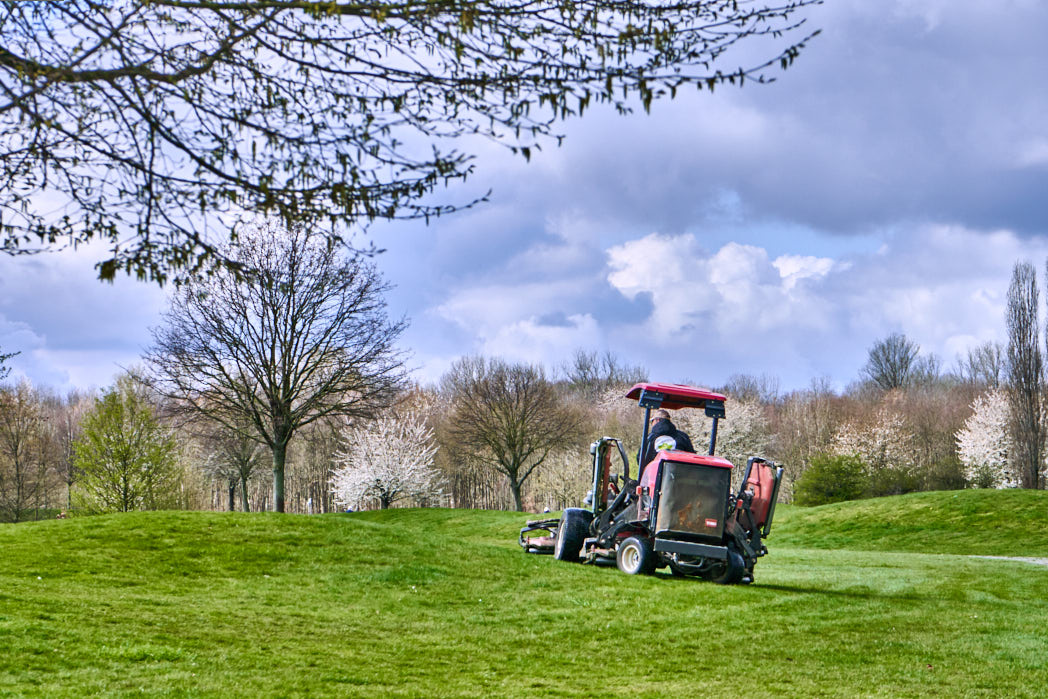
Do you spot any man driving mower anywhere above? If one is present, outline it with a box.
[640,408,695,473]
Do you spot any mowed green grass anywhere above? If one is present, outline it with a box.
[2,490,1047,697]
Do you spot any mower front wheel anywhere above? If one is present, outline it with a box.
[616,536,656,575]
[553,508,592,563]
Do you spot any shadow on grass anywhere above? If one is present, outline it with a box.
[755,582,928,603]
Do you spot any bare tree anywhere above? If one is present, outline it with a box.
[442,356,581,511]
[862,333,920,391]
[562,349,647,398]
[292,419,344,515]
[525,450,592,512]
[145,220,407,512]
[959,341,1005,389]
[0,2,819,282]
[721,373,782,404]
[197,422,267,513]
[1005,261,1043,489]
[36,388,92,511]
[771,377,839,497]
[910,353,943,387]
[0,381,56,522]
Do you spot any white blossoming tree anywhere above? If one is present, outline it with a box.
[831,404,919,496]
[956,389,1017,488]
[331,412,443,510]
[679,398,772,490]
[833,406,916,473]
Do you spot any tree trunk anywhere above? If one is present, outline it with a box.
[509,478,524,512]
[240,474,250,512]
[122,467,132,512]
[272,443,286,513]
[228,479,236,511]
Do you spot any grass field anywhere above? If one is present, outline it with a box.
[2,490,1047,697]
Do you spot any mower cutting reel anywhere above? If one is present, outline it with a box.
[519,382,784,584]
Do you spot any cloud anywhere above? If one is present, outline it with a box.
[422,222,1022,390]
[774,255,840,291]
[601,224,1044,387]
[607,236,837,341]
[388,211,1045,391]
[480,0,1048,239]
[365,0,1048,393]
[479,314,601,367]
[0,243,168,392]
[436,278,596,333]
[1015,138,1048,169]
[10,0,1048,395]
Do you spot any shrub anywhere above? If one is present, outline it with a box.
[867,466,919,498]
[920,454,968,492]
[794,453,868,506]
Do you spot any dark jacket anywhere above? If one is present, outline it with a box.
[641,418,695,471]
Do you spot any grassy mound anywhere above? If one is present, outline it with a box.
[1,494,1047,697]
[774,488,1048,556]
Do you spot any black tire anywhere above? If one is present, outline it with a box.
[709,547,746,585]
[616,536,656,575]
[553,508,592,563]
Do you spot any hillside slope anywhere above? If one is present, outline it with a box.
[772,489,1048,556]
[1,495,1047,697]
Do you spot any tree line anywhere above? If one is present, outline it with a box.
[1,1,824,517]
[1,230,1044,521]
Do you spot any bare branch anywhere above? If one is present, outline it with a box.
[0,1,821,282]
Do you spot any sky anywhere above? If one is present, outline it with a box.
[3,0,1048,394]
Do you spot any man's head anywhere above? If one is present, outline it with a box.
[650,408,670,425]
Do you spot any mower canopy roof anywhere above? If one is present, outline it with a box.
[625,383,727,411]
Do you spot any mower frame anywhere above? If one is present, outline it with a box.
[519,382,784,584]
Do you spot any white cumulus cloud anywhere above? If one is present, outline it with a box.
[602,225,1046,388]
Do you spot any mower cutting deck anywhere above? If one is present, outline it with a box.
[519,382,783,584]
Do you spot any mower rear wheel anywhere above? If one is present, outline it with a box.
[553,508,592,563]
[708,547,746,585]
[616,536,656,575]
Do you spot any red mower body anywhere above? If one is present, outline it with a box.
[640,450,733,490]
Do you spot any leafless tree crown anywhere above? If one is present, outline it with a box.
[863,333,920,391]
[145,219,407,511]
[442,356,580,511]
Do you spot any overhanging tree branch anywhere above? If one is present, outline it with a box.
[1,0,821,283]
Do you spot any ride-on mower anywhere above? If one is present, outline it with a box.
[520,382,783,584]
